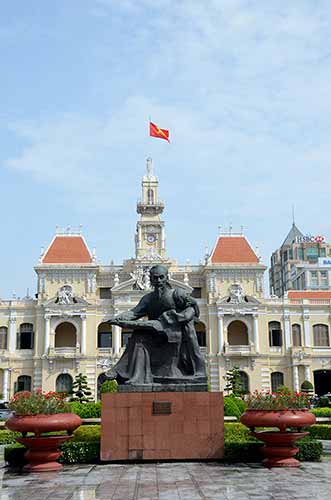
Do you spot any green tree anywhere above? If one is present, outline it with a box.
[223,366,244,396]
[70,373,93,403]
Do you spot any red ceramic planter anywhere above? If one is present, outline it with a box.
[240,409,316,468]
[6,413,82,471]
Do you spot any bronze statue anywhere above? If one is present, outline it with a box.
[107,264,207,388]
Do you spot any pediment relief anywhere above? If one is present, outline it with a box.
[217,284,260,306]
[43,285,90,308]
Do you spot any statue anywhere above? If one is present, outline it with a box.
[106,265,207,388]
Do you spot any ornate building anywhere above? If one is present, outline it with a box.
[1,159,331,400]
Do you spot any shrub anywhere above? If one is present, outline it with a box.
[312,407,331,417]
[4,443,26,467]
[224,436,322,463]
[0,430,20,445]
[307,424,331,440]
[295,437,323,461]
[59,441,100,464]
[316,397,331,408]
[224,397,241,420]
[224,423,254,441]
[69,402,101,418]
[100,380,118,394]
[301,380,314,393]
[71,425,101,442]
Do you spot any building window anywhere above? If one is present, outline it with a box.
[0,327,8,349]
[320,247,326,257]
[320,271,328,289]
[121,329,133,347]
[17,323,34,349]
[239,371,249,393]
[191,287,202,298]
[98,322,112,348]
[298,248,304,260]
[292,324,302,347]
[99,288,112,299]
[313,324,330,347]
[271,372,284,392]
[147,188,154,204]
[56,374,73,394]
[269,321,282,347]
[306,247,319,262]
[15,375,32,393]
[310,271,318,289]
[195,322,206,347]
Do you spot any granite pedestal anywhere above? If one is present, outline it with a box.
[101,391,224,461]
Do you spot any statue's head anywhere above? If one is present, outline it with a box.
[149,265,169,290]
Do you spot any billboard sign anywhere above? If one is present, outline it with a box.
[318,258,331,267]
[295,235,325,244]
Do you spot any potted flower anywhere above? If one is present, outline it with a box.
[240,389,316,468]
[6,389,81,472]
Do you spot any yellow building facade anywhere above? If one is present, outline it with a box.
[1,159,331,400]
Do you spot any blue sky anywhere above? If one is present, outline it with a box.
[1,0,331,298]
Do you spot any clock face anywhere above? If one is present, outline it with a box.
[146,233,156,244]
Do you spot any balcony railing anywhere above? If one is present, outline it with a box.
[224,343,255,356]
[49,346,80,357]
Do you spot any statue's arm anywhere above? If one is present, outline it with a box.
[109,295,149,323]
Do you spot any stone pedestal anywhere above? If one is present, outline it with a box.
[101,392,224,461]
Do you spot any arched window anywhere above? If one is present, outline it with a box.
[147,188,154,204]
[227,321,249,345]
[121,329,133,348]
[15,375,32,393]
[17,323,34,349]
[55,322,76,348]
[269,321,282,347]
[313,324,330,347]
[271,372,284,393]
[98,323,112,348]
[0,326,8,350]
[292,324,302,347]
[195,321,206,347]
[97,373,107,400]
[56,374,73,394]
[239,371,249,393]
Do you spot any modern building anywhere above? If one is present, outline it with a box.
[1,159,331,400]
[269,223,331,297]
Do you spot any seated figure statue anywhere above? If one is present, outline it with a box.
[107,264,207,386]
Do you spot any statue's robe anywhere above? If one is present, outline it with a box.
[108,287,206,385]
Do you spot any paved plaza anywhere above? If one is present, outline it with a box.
[0,459,330,500]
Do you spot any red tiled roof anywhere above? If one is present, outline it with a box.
[42,236,92,264]
[211,236,259,264]
[288,291,331,299]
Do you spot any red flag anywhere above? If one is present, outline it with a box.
[149,121,170,142]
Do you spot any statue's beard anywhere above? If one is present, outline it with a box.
[155,285,165,298]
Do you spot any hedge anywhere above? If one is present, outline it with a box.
[223,397,241,420]
[69,402,101,418]
[0,430,20,445]
[5,422,322,466]
[312,407,331,417]
[307,424,331,440]
[224,436,322,463]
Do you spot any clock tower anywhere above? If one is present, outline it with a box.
[135,158,166,260]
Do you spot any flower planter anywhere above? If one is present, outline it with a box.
[240,409,316,468]
[6,413,82,472]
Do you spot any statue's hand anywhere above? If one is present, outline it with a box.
[161,309,178,325]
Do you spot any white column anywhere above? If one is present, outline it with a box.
[252,314,259,353]
[284,312,291,350]
[81,314,87,355]
[304,365,311,382]
[293,365,299,392]
[8,317,17,353]
[303,311,310,347]
[217,313,224,354]
[2,368,9,401]
[113,325,121,355]
[138,225,142,249]
[161,226,165,250]
[44,315,50,355]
